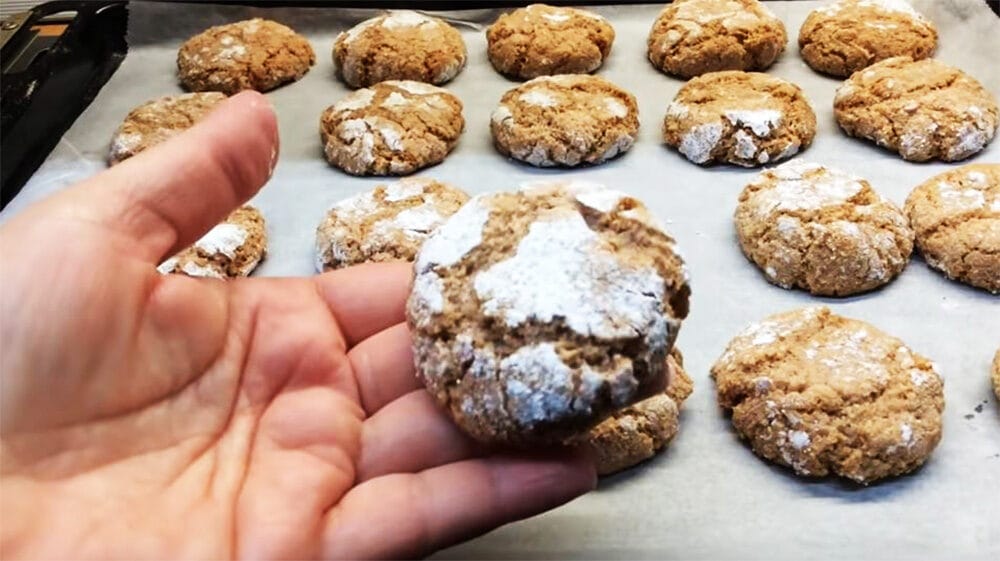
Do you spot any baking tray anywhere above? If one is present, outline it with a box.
[1,1,998,559]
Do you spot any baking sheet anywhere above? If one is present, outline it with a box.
[3,1,999,559]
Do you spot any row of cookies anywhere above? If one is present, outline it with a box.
[153,173,996,481]
[108,58,999,176]
[174,1,939,92]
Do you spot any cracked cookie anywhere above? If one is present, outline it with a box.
[158,206,267,279]
[712,306,944,485]
[178,18,315,94]
[993,349,1000,401]
[799,0,937,78]
[647,0,786,79]
[904,163,1000,293]
[490,75,639,167]
[320,80,464,176]
[834,57,999,162]
[486,4,614,79]
[406,180,690,446]
[315,177,469,271]
[735,161,913,296]
[663,71,815,167]
[587,348,693,476]
[108,92,226,165]
[333,10,467,88]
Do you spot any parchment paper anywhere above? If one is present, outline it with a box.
[2,2,999,559]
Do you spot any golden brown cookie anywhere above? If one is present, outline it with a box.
[663,71,815,167]
[320,80,464,176]
[108,92,226,165]
[834,57,999,162]
[407,181,690,446]
[177,19,315,94]
[315,177,469,271]
[904,164,1000,293]
[735,161,913,296]
[486,4,614,79]
[491,74,639,167]
[647,0,786,79]
[799,0,937,78]
[333,10,467,88]
[158,206,267,279]
[587,349,693,476]
[992,349,1000,401]
[712,306,944,485]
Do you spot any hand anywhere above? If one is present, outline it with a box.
[0,92,596,560]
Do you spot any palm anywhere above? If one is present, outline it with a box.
[0,93,594,560]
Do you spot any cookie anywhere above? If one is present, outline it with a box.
[315,177,469,271]
[647,0,786,79]
[712,306,944,485]
[486,4,614,79]
[490,75,639,167]
[663,71,816,167]
[904,164,1000,293]
[993,349,1000,401]
[735,161,913,296]
[406,181,690,446]
[587,348,693,476]
[798,0,937,78]
[177,19,315,94]
[320,80,464,176]
[108,92,226,165]
[333,10,467,88]
[157,206,267,279]
[834,57,999,162]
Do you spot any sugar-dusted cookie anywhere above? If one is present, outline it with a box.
[333,10,467,88]
[647,0,786,79]
[799,0,937,77]
[992,349,1000,401]
[177,19,315,94]
[315,177,469,271]
[320,80,464,176]
[834,57,999,162]
[663,71,815,167]
[486,4,614,79]
[712,306,944,485]
[407,181,690,446]
[904,164,1000,293]
[158,206,267,279]
[587,348,693,476]
[491,74,639,167]
[735,161,913,296]
[108,92,226,165]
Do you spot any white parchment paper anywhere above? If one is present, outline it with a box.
[3,1,999,559]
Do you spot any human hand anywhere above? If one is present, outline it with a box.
[0,92,596,560]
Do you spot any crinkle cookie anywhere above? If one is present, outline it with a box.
[663,71,815,167]
[108,92,226,165]
[333,10,467,88]
[834,57,999,162]
[407,181,690,446]
[177,19,315,94]
[320,80,464,176]
[647,0,786,79]
[799,0,937,78]
[486,4,614,79]
[491,75,639,167]
[315,177,469,271]
[158,206,267,279]
[587,348,693,476]
[712,306,944,485]
[735,161,913,296]
[992,349,1000,401]
[904,164,1000,293]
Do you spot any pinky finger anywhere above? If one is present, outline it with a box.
[321,451,596,559]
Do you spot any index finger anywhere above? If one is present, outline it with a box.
[314,261,413,347]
